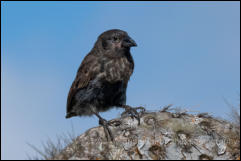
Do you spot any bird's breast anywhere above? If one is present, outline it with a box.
[97,57,133,82]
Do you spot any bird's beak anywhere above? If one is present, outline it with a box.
[122,36,137,47]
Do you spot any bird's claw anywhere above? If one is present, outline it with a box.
[99,118,121,142]
[99,118,114,141]
[121,105,145,125]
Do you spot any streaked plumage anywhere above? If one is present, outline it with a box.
[66,29,137,118]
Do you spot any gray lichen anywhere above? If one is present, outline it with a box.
[51,110,240,160]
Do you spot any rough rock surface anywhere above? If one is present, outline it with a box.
[53,110,240,160]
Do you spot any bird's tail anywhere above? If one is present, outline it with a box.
[65,112,75,119]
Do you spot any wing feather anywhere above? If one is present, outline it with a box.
[66,54,98,114]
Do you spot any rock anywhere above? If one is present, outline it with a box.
[52,111,240,160]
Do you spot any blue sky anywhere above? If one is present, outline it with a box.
[1,1,240,160]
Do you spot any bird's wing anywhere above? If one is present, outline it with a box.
[66,54,98,113]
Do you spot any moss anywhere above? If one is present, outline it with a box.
[199,154,213,160]
[199,120,214,136]
[224,129,240,158]
[171,120,198,153]
[143,115,157,126]
[72,142,85,158]
[148,144,166,160]
[199,120,212,129]
[171,120,197,136]
[197,113,212,119]
[99,143,111,160]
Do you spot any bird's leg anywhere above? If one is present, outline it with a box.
[120,105,146,125]
[91,110,121,142]
[95,112,113,141]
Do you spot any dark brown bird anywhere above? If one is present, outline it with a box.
[66,29,144,141]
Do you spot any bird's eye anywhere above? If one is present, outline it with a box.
[113,36,119,42]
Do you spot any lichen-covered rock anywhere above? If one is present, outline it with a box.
[54,111,240,160]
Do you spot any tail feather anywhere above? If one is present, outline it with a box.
[65,112,75,119]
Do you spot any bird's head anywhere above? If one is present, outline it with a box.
[96,29,137,52]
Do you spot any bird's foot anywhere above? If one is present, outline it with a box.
[99,118,121,142]
[121,105,146,125]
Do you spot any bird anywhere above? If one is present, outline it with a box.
[66,29,145,141]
